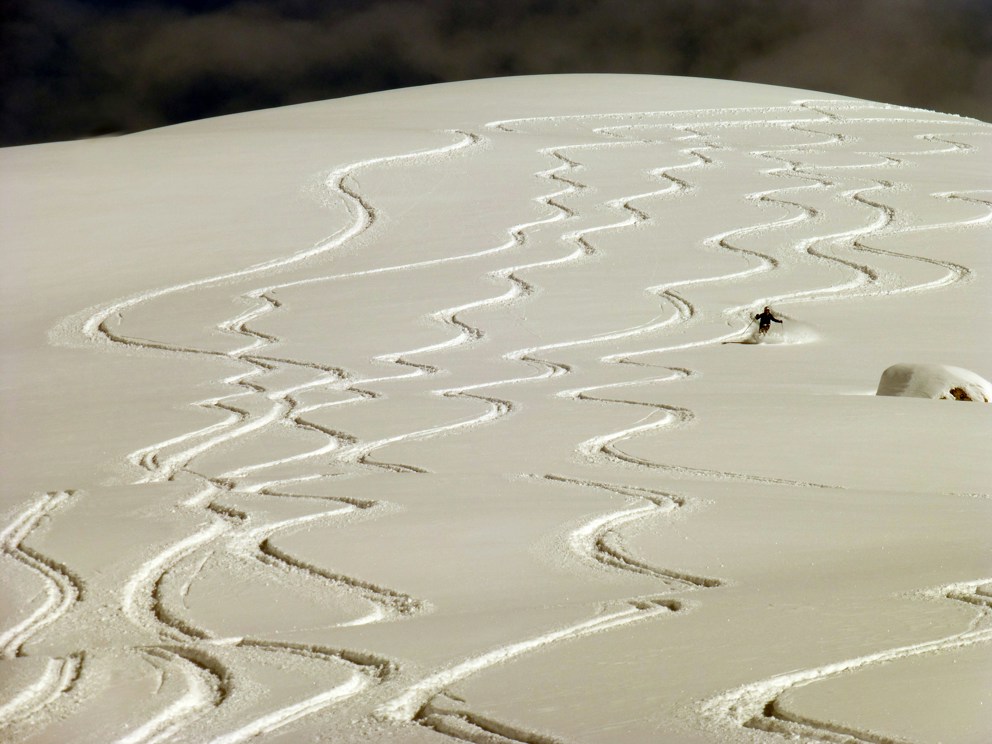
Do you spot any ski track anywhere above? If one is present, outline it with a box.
[14,133,483,741]
[0,653,82,729]
[543,474,721,589]
[0,491,85,734]
[0,491,83,659]
[8,99,987,741]
[376,597,683,726]
[678,103,989,744]
[368,109,842,741]
[379,103,989,741]
[700,580,992,744]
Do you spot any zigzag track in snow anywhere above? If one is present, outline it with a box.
[0,653,83,729]
[161,102,913,483]
[558,104,987,489]
[553,351,840,489]
[204,137,592,479]
[599,102,987,332]
[184,119,712,741]
[139,481,424,637]
[267,128,702,472]
[365,107,881,739]
[377,597,683,730]
[19,98,987,743]
[0,491,83,659]
[413,694,570,744]
[187,640,392,744]
[365,118,726,743]
[102,134,484,583]
[33,134,492,741]
[87,131,480,488]
[112,639,395,744]
[420,122,717,404]
[37,133,477,741]
[543,475,720,589]
[0,492,85,732]
[589,105,991,742]
[684,117,988,742]
[412,104,990,742]
[117,645,230,744]
[702,580,992,744]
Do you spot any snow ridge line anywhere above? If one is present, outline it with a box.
[701,579,992,743]
[0,491,83,659]
[487,99,981,133]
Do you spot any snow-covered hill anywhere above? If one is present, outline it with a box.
[2,75,990,743]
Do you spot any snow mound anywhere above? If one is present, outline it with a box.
[876,364,992,402]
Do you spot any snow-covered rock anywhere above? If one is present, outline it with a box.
[876,363,992,402]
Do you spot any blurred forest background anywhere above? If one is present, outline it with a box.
[3,0,990,145]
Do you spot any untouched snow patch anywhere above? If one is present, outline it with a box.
[876,363,992,402]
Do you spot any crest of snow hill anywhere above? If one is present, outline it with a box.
[876,363,992,402]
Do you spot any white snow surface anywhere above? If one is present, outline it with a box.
[1,74,990,743]
[876,362,992,401]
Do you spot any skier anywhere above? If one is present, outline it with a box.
[754,306,783,335]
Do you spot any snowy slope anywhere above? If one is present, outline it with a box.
[1,75,990,743]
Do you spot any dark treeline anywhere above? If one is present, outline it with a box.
[2,0,990,145]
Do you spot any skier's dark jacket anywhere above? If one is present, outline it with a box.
[755,310,782,328]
